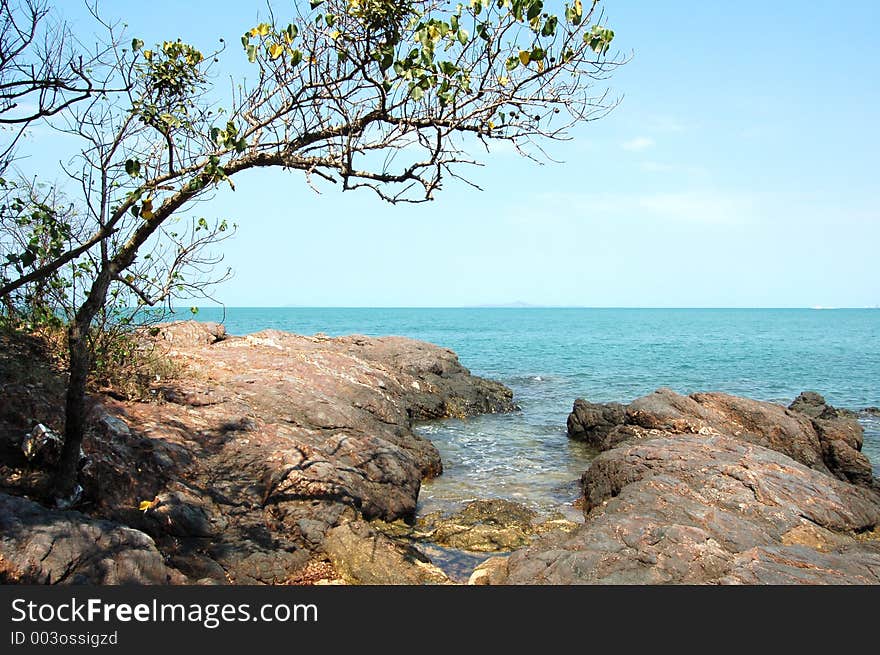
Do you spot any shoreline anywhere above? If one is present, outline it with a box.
[1,321,878,585]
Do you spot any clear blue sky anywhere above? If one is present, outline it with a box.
[53,1,880,307]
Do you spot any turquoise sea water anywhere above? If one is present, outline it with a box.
[179,307,880,516]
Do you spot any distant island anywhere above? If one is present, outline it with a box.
[469,301,544,308]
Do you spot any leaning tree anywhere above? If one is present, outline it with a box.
[0,0,623,500]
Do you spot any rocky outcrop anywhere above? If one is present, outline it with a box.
[0,492,180,584]
[486,389,880,584]
[0,322,515,584]
[568,388,874,486]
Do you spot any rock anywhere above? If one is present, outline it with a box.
[20,423,62,466]
[144,486,228,538]
[0,492,181,584]
[468,556,510,585]
[323,521,450,585]
[567,399,627,449]
[789,391,856,420]
[417,499,539,552]
[820,437,875,487]
[786,392,872,485]
[494,433,880,584]
[788,391,831,418]
[148,320,226,347]
[483,389,880,584]
[1,323,515,584]
[566,389,874,487]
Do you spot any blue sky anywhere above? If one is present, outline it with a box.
[52,1,880,307]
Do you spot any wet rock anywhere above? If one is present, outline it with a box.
[567,400,626,449]
[418,499,539,552]
[323,521,450,585]
[0,492,181,584]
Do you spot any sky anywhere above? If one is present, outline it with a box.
[35,1,880,307]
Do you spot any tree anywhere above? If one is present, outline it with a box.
[0,0,623,501]
[0,0,113,174]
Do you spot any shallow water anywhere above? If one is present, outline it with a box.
[415,413,594,520]
[173,307,880,515]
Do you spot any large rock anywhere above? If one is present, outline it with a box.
[492,434,880,584]
[12,325,516,584]
[485,389,880,584]
[0,493,180,584]
[568,388,874,487]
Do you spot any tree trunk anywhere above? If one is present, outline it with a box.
[54,267,114,500]
[55,320,91,498]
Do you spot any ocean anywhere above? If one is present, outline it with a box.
[176,307,880,516]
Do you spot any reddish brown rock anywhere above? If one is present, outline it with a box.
[493,433,880,584]
[568,388,874,486]
[487,389,880,584]
[67,324,512,583]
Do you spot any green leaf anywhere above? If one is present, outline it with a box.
[565,0,583,26]
[585,26,615,54]
[310,0,324,8]
[289,49,303,66]
[527,0,543,21]
[457,29,468,45]
[124,159,141,178]
[410,85,424,101]
[131,38,144,52]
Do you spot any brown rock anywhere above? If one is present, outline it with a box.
[322,521,450,585]
[567,388,874,486]
[74,325,515,583]
[0,492,181,584]
[494,434,880,584]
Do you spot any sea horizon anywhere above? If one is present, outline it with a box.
[179,305,880,311]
